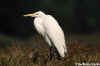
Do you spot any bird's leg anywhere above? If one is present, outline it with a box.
[53,47,61,60]
[49,46,55,60]
[49,46,53,60]
[49,46,61,61]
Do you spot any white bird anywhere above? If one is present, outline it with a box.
[24,11,67,58]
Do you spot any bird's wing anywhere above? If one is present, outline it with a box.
[44,15,67,57]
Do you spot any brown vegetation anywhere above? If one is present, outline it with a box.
[0,36,100,66]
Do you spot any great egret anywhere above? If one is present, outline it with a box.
[24,11,67,58]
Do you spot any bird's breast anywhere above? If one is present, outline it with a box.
[34,17,45,36]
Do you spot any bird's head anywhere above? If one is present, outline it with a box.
[24,11,46,17]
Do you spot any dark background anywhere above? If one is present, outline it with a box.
[0,0,100,39]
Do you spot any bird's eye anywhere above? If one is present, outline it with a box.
[36,13,39,15]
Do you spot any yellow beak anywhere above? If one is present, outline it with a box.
[24,13,34,17]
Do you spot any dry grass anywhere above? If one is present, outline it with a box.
[0,36,100,66]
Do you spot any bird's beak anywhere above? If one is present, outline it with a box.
[24,13,35,17]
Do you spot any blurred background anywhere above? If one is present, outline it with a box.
[0,0,100,47]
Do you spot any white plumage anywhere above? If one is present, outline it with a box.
[24,11,67,57]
